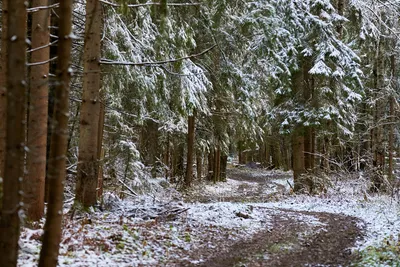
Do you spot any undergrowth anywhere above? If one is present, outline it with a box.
[354,236,400,267]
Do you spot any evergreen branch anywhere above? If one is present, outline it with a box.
[100,0,200,8]
[99,44,217,66]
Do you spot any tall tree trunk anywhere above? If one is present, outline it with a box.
[0,0,27,265]
[24,0,50,222]
[185,113,195,187]
[388,53,395,181]
[38,0,72,265]
[0,0,8,209]
[371,37,385,191]
[291,68,306,191]
[45,0,59,203]
[76,0,103,208]
[97,99,105,198]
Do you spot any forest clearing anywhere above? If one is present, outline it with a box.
[1,0,400,266]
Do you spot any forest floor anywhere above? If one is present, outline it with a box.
[19,167,400,266]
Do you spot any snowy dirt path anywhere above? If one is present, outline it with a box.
[181,168,364,267]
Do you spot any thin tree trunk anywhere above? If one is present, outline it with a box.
[292,133,305,192]
[0,0,8,208]
[24,0,50,221]
[388,53,395,181]
[76,0,103,208]
[185,114,195,187]
[196,150,202,180]
[0,1,27,265]
[208,149,214,181]
[164,133,170,179]
[38,1,72,265]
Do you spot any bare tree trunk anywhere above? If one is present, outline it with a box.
[0,0,8,209]
[76,0,103,207]
[214,144,221,182]
[0,0,27,265]
[24,0,50,221]
[38,1,72,265]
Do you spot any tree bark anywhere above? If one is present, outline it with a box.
[76,0,103,208]
[24,0,50,222]
[0,0,8,209]
[0,1,27,265]
[185,114,195,187]
[38,1,72,265]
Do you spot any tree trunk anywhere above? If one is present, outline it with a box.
[196,150,202,180]
[371,37,385,191]
[185,114,195,187]
[214,144,221,182]
[140,120,159,177]
[24,0,50,222]
[292,132,305,192]
[45,0,59,203]
[97,99,105,199]
[76,0,103,208]
[164,133,170,179]
[38,1,72,265]
[207,149,214,181]
[388,53,395,181]
[220,154,227,181]
[0,1,27,265]
[0,0,8,209]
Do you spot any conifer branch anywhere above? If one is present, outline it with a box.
[100,44,217,66]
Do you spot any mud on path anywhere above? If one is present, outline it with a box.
[181,168,364,267]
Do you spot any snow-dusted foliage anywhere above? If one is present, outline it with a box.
[239,0,363,137]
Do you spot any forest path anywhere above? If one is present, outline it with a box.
[182,168,364,267]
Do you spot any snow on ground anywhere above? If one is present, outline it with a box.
[17,169,400,266]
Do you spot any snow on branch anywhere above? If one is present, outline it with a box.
[100,0,200,8]
[100,44,217,66]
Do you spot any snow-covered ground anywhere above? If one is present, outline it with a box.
[18,170,400,266]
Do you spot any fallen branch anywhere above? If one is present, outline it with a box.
[117,178,138,196]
